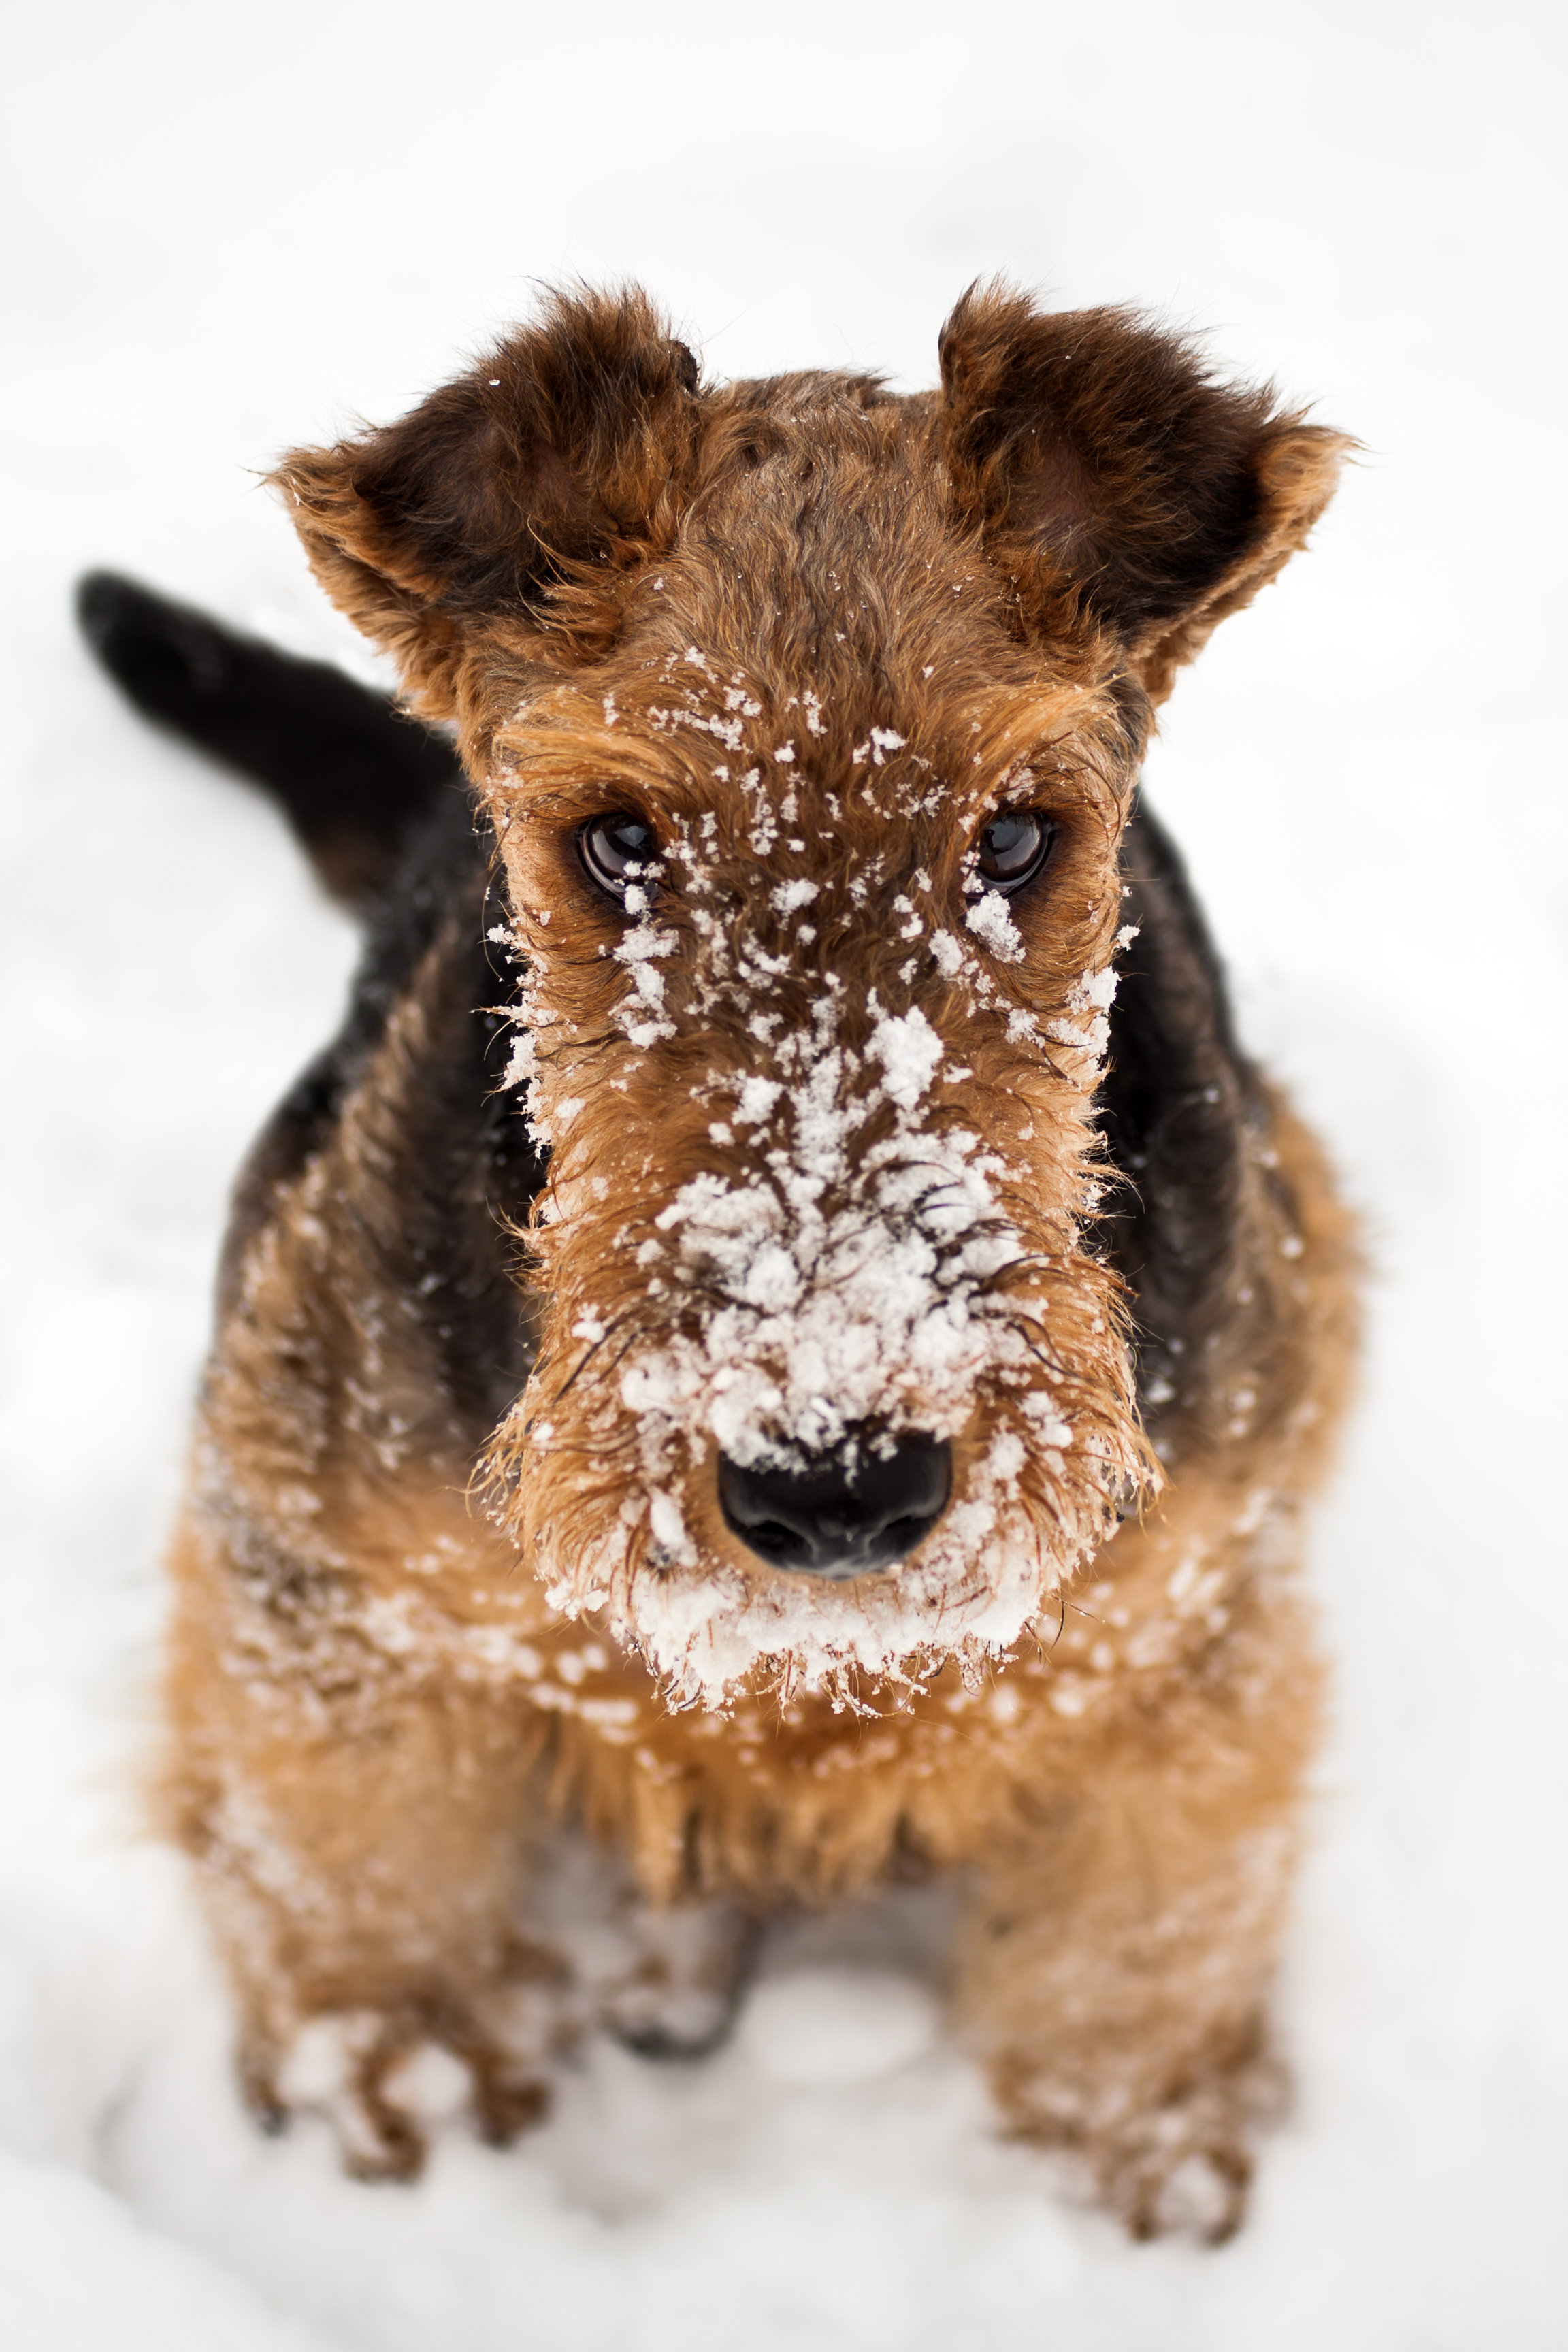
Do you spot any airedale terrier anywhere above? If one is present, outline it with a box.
[80,281,1356,2238]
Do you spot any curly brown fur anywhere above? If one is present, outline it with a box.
[103,281,1356,2237]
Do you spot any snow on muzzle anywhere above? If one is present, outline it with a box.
[615,1030,1029,1567]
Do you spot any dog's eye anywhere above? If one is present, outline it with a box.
[977,811,1056,896]
[578,811,657,902]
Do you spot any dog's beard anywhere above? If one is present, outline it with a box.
[496,1264,1142,1711]
[607,1409,1137,1714]
[487,990,1149,1710]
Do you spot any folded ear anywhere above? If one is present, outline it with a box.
[272,285,701,718]
[936,282,1351,702]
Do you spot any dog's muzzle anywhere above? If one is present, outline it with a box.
[717,1431,952,1580]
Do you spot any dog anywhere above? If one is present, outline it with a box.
[80,280,1357,2240]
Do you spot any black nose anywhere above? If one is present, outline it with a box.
[717,1431,952,1580]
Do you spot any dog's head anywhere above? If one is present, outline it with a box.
[276,284,1345,1706]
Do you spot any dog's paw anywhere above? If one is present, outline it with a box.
[599,1897,759,2059]
[1091,2088,1262,2244]
[253,2010,435,2181]
[1010,2041,1286,2243]
[243,1967,564,2179]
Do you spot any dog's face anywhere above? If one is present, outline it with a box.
[481,414,1147,1699]
[278,286,1345,1705]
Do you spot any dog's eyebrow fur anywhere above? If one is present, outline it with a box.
[82,281,1357,2242]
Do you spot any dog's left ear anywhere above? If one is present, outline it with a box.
[936,283,1351,702]
[272,285,701,719]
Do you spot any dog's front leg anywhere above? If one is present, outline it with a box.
[165,1512,561,2178]
[953,1601,1318,2240]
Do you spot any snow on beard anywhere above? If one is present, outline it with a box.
[480,661,1153,1711]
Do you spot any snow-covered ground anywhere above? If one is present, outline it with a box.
[3,1,1566,2343]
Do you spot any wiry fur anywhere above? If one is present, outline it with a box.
[94,280,1357,2241]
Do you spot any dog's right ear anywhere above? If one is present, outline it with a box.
[272,286,701,719]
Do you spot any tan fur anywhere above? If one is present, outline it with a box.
[162,284,1356,2238]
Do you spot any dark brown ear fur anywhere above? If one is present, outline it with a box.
[272,286,700,717]
[936,281,1350,700]
[277,280,1345,721]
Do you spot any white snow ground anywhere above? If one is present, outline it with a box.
[3,1,1567,2343]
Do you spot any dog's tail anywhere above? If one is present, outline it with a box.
[76,571,463,907]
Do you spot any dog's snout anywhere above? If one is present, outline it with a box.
[717,1432,952,1580]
